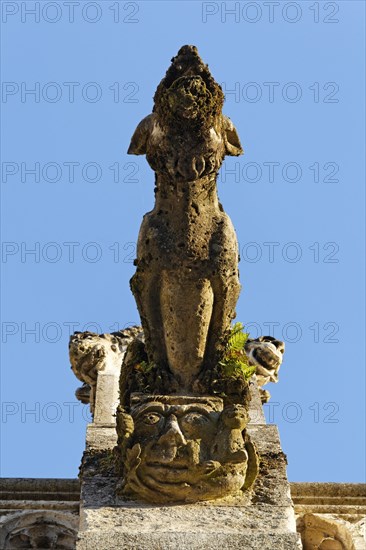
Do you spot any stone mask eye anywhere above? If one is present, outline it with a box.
[143,413,162,425]
[182,412,208,426]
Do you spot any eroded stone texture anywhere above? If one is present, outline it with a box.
[292,484,366,550]
[116,394,258,504]
[119,329,285,408]
[128,45,243,392]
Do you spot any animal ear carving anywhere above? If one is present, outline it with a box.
[223,116,243,157]
[127,114,155,155]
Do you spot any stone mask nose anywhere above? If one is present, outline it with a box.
[158,414,187,447]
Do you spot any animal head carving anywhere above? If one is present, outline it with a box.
[127,45,243,172]
[153,45,224,129]
[245,336,285,385]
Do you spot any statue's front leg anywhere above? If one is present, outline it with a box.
[203,271,241,368]
[130,269,168,369]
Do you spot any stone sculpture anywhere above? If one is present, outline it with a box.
[112,45,261,503]
[245,336,285,385]
[116,394,257,503]
[69,327,142,413]
[64,47,310,550]
[245,336,285,402]
[128,44,243,392]
[70,46,289,506]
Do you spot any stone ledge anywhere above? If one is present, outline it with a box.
[0,501,80,512]
[291,482,366,499]
[79,503,298,532]
[76,531,302,550]
[291,482,366,520]
[0,478,80,502]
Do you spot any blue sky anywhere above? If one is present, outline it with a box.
[1,0,365,482]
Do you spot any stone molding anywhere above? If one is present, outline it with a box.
[1,478,365,548]
[0,479,79,549]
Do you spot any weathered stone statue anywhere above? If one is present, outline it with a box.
[128,45,243,392]
[68,46,294,509]
[111,45,260,504]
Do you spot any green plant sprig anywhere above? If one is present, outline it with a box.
[219,322,256,381]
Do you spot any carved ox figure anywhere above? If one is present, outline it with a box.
[128,45,243,390]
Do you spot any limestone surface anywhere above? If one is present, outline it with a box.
[77,420,302,549]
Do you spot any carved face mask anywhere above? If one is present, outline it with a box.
[120,395,253,503]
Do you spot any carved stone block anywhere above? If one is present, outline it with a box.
[116,394,258,504]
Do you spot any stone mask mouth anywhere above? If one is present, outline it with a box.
[145,462,189,470]
[144,444,194,467]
